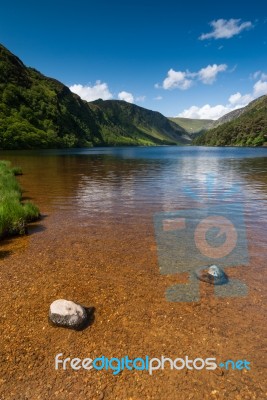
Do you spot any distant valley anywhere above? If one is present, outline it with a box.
[168,117,214,138]
[0,43,266,149]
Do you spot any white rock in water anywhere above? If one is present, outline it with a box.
[49,299,88,330]
[208,265,223,278]
[195,265,228,285]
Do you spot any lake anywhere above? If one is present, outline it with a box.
[0,146,267,398]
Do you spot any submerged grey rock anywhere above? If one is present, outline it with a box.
[195,265,228,285]
[49,299,89,330]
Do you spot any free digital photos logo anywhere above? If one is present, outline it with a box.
[153,174,249,302]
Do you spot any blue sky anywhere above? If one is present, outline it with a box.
[0,0,266,119]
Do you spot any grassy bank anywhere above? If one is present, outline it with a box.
[0,160,40,239]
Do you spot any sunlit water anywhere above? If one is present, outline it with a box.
[1,146,266,398]
[1,146,267,257]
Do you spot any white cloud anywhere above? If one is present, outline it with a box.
[251,71,267,81]
[198,64,227,84]
[69,81,112,101]
[199,19,252,40]
[118,91,134,103]
[228,92,253,106]
[135,95,146,102]
[160,69,193,90]
[156,64,227,90]
[252,70,261,80]
[154,96,163,100]
[253,79,267,97]
[178,104,230,120]
[177,75,267,120]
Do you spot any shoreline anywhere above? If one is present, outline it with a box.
[0,160,40,240]
[0,143,266,154]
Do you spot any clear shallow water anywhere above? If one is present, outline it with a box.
[1,146,267,398]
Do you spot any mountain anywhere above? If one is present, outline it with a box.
[212,96,267,129]
[212,108,246,128]
[168,117,213,137]
[194,95,267,146]
[90,100,191,145]
[0,44,189,149]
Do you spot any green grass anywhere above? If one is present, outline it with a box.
[0,161,40,238]
[169,117,214,135]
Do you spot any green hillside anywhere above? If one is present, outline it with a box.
[169,117,213,136]
[91,100,190,145]
[0,44,102,149]
[0,44,188,149]
[194,95,267,146]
